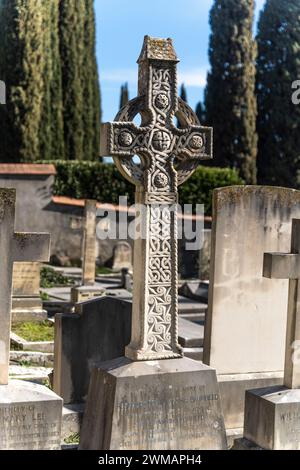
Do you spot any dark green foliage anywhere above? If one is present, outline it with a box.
[179,83,188,103]
[40,161,243,216]
[82,0,101,160]
[205,0,258,184]
[58,0,101,161]
[0,0,46,162]
[39,1,64,160]
[195,101,206,125]
[0,1,101,162]
[256,0,300,187]
[119,83,129,109]
[40,266,75,288]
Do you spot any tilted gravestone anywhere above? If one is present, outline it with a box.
[204,186,300,431]
[112,241,133,272]
[79,36,227,450]
[12,261,46,321]
[0,188,62,450]
[71,200,105,303]
[235,218,300,450]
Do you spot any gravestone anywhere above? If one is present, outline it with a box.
[12,261,46,321]
[112,241,133,272]
[204,186,300,431]
[79,36,226,450]
[53,296,132,404]
[53,296,204,405]
[71,200,104,303]
[235,219,300,450]
[0,188,62,449]
[82,200,97,286]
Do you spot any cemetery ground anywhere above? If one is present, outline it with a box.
[7,261,208,449]
[1,36,300,457]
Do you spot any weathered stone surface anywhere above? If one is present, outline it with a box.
[53,297,132,404]
[81,36,226,450]
[79,357,227,450]
[218,372,283,430]
[13,262,40,296]
[70,284,105,304]
[0,188,50,385]
[0,380,62,450]
[112,241,133,272]
[204,186,300,375]
[243,386,300,450]
[199,229,211,280]
[82,200,97,286]
[12,261,46,321]
[54,296,206,404]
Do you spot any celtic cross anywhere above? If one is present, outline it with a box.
[100,36,213,360]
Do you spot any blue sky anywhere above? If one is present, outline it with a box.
[95,0,266,122]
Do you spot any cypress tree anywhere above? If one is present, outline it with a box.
[119,83,129,109]
[82,0,101,161]
[256,0,300,187]
[59,0,84,160]
[205,0,258,184]
[39,1,64,160]
[180,83,188,103]
[59,0,101,161]
[195,102,206,125]
[0,0,46,162]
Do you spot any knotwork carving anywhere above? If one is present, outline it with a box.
[100,36,213,360]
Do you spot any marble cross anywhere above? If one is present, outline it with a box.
[0,189,50,384]
[100,36,213,361]
[263,218,300,388]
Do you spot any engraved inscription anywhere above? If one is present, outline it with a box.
[0,403,61,450]
[114,385,222,450]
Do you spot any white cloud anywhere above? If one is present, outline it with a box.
[178,68,207,88]
[101,66,207,89]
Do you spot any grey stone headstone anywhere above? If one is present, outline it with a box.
[53,296,132,404]
[204,186,300,375]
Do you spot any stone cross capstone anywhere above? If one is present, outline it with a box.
[100,36,213,360]
[263,218,300,389]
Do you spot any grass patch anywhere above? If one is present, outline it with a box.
[96,266,113,275]
[41,266,75,288]
[64,433,80,445]
[11,321,54,342]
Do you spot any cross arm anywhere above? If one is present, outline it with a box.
[263,252,300,279]
[175,125,213,161]
[12,232,50,262]
[100,122,148,158]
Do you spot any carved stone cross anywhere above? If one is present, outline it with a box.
[263,218,300,388]
[100,36,213,361]
[0,189,50,385]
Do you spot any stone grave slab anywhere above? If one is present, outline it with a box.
[112,241,133,272]
[0,380,62,450]
[234,219,300,450]
[204,186,300,430]
[0,188,62,449]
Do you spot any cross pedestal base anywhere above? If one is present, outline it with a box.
[0,380,62,449]
[234,386,300,450]
[79,356,227,450]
